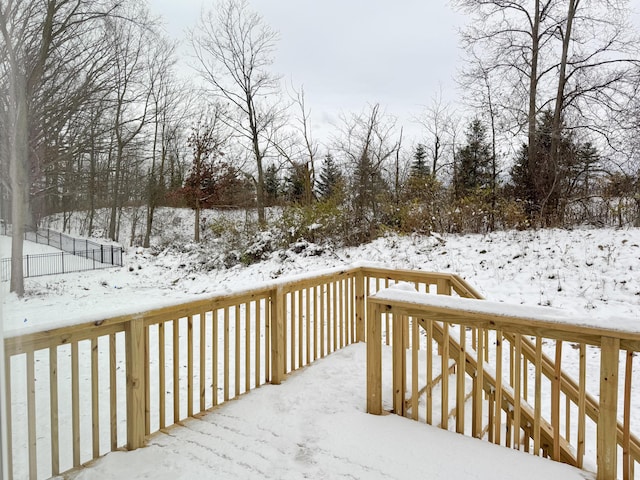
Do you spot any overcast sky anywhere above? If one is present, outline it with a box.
[147,0,465,145]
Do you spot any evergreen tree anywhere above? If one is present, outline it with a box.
[316,154,344,201]
[454,119,492,199]
[264,164,280,206]
[509,111,590,223]
[284,163,307,204]
[410,143,430,178]
[406,143,435,202]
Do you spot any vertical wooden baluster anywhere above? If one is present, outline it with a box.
[565,395,571,443]
[426,319,433,425]
[534,336,542,455]
[265,298,271,383]
[92,337,100,457]
[270,287,286,385]
[513,334,521,450]
[144,329,150,436]
[50,347,59,476]
[224,308,230,401]
[110,333,118,447]
[456,326,465,435]
[290,292,296,370]
[298,290,303,366]
[173,319,180,423]
[313,286,318,360]
[256,301,262,387]
[235,305,240,398]
[356,271,365,343]
[475,328,484,439]
[348,277,353,344]
[26,351,36,480]
[212,310,218,405]
[577,343,586,468]
[245,302,251,393]
[158,325,165,430]
[320,286,326,358]
[552,340,562,461]
[392,313,406,417]
[623,351,633,480]
[412,317,419,421]
[331,282,340,352]
[72,342,80,467]
[187,315,194,417]
[494,330,503,445]
[306,288,311,365]
[200,312,207,412]
[598,337,620,480]
[523,357,528,402]
[441,322,449,430]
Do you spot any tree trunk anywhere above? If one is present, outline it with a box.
[9,86,29,296]
[527,0,541,219]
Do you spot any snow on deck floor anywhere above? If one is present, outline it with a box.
[67,344,591,480]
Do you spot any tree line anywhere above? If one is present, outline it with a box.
[2,0,640,295]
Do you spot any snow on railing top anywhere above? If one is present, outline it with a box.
[372,284,640,338]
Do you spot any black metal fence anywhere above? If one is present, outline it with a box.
[0,248,124,281]
[1,224,124,281]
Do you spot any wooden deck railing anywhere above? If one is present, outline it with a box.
[366,286,640,480]
[3,265,465,479]
[5,265,637,479]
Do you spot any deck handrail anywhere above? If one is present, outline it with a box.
[367,287,640,480]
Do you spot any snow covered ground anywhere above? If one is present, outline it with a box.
[2,210,639,479]
[69,344,590,480]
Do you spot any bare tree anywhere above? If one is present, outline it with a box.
[0,0,120,295]
[335,103,400,243]
[273,85,319,206]
[456,0,640,222]
[190,0,286,226]
[104,7,157,241]
[414,91,458,181]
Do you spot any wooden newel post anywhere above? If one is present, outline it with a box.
[355,270,365,342]
[597,336,620,480]
[126,317,145,450]
[270,287,285,385]
[366,301,382,415]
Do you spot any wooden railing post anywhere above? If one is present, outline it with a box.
[366,301,382,415]
[125,317,145,450]
[270,287,285,385]
[597,336,620,480]
[355,270,365,342]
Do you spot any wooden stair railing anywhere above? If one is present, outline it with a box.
[366,282,640,480]
[414,318,577,465]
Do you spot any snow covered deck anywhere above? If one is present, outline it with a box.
[69,344,587,480]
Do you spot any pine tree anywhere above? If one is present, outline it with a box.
[454,119,492,199]
[264,164,280,206]
[410,143,430,178]
[316,154,344,201]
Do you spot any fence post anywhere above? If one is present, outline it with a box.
[366,300,382,415]
[61,252,64,274]
[355,270,365,342]
[270,286,285,385]
[126,317,146,450]
[100,245,104,264]
[597,336,620,480]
